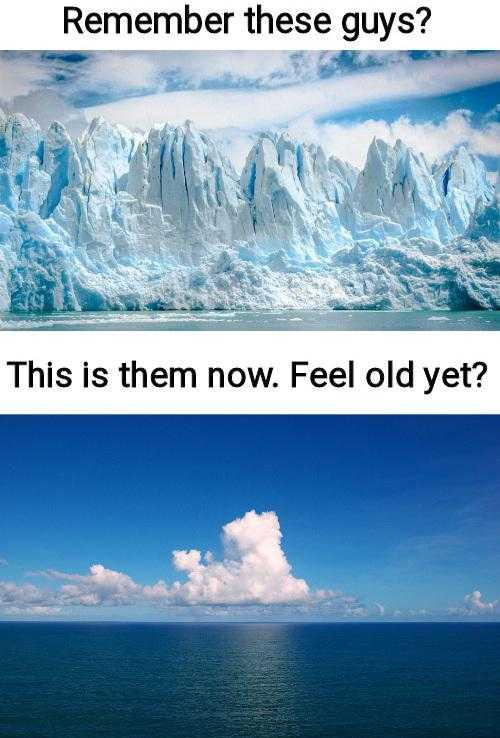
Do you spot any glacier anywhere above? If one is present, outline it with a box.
[0,109,498,313]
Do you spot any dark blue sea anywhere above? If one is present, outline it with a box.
[1,623,499,738]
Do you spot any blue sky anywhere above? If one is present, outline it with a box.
[0,416,499,621]
[0,50,499,171]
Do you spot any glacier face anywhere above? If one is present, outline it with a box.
[0,109,498,313]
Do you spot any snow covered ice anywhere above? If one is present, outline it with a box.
[0,110,498,313]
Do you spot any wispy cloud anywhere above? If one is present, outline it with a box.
[2,51,498,171]
[391,485,500,574]
[85,53,500,133]
[0,55,54,100]
[0,50,418,105]
[78,52,500,170]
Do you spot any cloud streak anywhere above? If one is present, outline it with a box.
[2,51,498,171]
[85,53,500,133]
[0,50,412,105]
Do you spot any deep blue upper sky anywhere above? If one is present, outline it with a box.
[0,416,498,620]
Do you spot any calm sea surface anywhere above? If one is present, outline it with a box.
[1,622,499,738]
[0,310,499,331]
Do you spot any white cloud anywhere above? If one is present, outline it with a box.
[0,56,53,100]
[85,52,500,135]
[2,514,500,622]
[0,511,364,618]
[463,589,498,614]
[80,52,500,172]
[353,51,414,67]
[287,110,500,169]
[447,590,500,617]
[217,110,500,172]
[46,564,142,607]
[145,510,310,606]
[0,557,7,567]
[0,580,59,613]
[80,53,163,93]
[37,511,312,609]
[1,90,88,139]
[1,51,344,106]
[387,608,432,619]
[128,51,335,89]
[3,52,498,173]
[3,605,61,616]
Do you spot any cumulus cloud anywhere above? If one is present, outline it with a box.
[0,580,59,615]
[3,514,500,622]
[463,590,498,614]
[446,590,500,617]
[45,564,142,607]
[0,511,365,618]
[145,510,310,606]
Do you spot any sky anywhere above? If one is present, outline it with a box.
[0,50,499,173]
[0,416,499,622]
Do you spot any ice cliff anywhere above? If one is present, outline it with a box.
[0,110,498,312]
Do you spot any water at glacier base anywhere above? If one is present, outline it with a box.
[1,310,499,331]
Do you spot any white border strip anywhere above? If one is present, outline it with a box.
[0,331,497,414]
[1,1,499,50]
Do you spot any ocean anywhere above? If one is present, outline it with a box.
[1,622,499,738]
[1,310,500,331]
